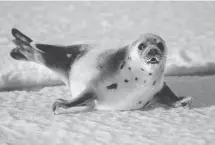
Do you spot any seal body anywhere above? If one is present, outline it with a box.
[10,28,192,114]
[94,64,164,110]
[67,33,167,110]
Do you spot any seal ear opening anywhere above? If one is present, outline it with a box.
[11,28,33,44]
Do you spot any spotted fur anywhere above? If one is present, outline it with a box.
[135,77,138,81]
[10,29,192,114]
[120,61,126,69]
[153,80,156,86]
[106,83,118,89]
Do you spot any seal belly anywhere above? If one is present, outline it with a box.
[94,73,163,110]
[95,88,158,110]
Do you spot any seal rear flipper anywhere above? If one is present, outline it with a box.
[52,91,96,115]
[34,44,68,54]
[11,28,33,44]
[10,47,28,61]
[34,43,89,56]
[10,28,37,60]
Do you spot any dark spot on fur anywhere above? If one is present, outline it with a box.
[149,73,152,75]
[128,67,131,70]
[106,83,118,89]
[144,80,146,83]
[128,57,131,60]
[120,61,125,69]
[124,79,129,83]
[141,68,144,71]
[143,100,151,108]
[135,77,138,81]
[153,80,156,86]
[138,101,142,104]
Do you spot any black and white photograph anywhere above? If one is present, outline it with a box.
[0,1,214,145]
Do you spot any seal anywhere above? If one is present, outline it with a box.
[10,28,192,114]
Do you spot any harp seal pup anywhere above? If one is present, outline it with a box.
[10,28,192,114]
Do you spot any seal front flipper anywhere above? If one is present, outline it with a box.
[52,90,96,115]
[155,82,192,108]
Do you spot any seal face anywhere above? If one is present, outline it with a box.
[10,28,192,114]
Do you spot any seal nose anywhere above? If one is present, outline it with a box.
[148,48,159,56]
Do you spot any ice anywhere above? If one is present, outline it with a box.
[0,86,215,145]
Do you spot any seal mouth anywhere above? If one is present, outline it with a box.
[143,47,162,65]
[146,57,160,64]
[10,48,27,60]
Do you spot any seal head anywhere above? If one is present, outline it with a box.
[129,33,167,73]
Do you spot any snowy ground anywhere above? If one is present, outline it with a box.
[0,1,215,145]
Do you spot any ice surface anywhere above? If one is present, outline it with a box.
[0,2,215,145]
[0,85,215,145]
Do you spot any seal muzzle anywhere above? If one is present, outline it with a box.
[145,48,162,64]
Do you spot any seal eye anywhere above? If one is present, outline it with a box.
[157,42,164,52]
[138,43,147,50]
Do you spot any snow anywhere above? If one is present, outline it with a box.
[0,85,215,145]
[0,1,215,145]
[1,85,215,145]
